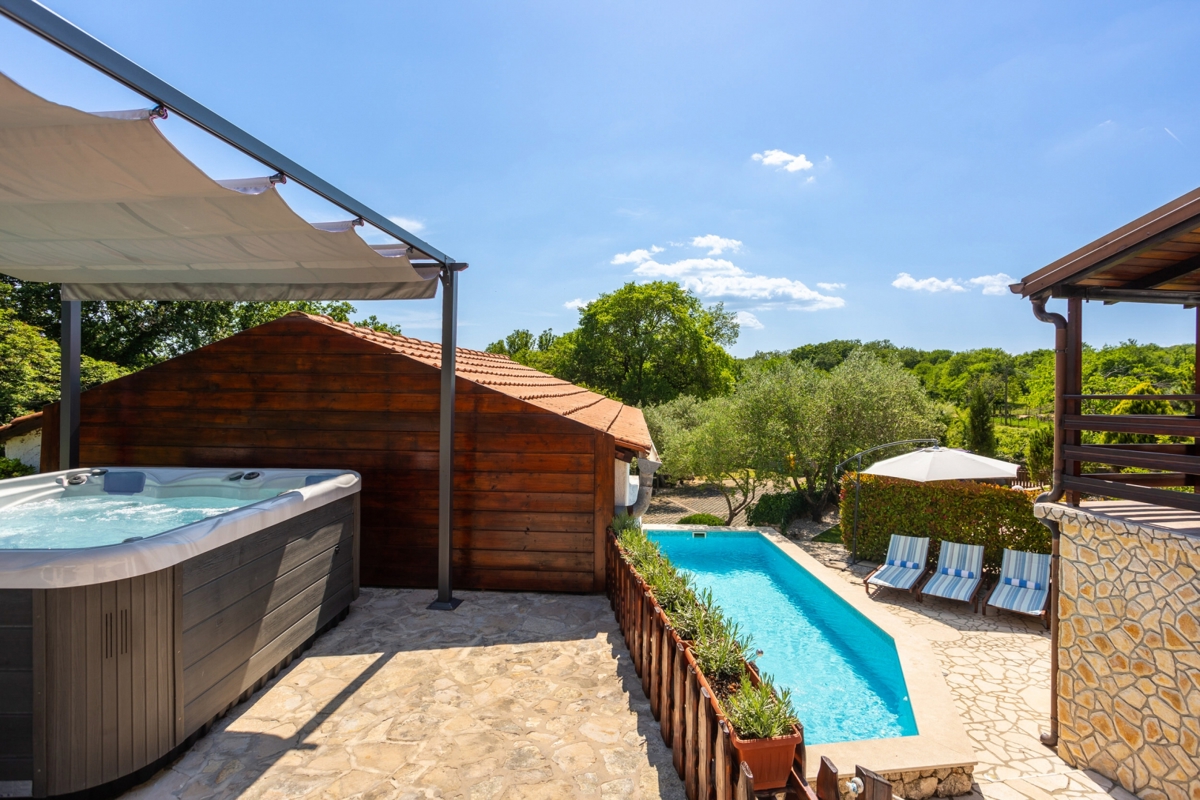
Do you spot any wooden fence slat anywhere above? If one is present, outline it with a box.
[816,756,839,800]
[672,642,686,779]
[685,664,700,800]
[715,720,733,800]
[698,687,714,800]
[649,610,662,720]
[659,626,674,743]
[735,762,755,800]
[856,765,893,800]
[641,593,653,686]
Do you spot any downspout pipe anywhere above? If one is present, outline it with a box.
[628,446,662,518]
[1030,296,1066,748]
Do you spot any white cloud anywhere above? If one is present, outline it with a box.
[612,248,655,265]
[892,273,966,293]
[735,311,764,330]
[630,256,843,310]
[388,216,425,233]
[564,298,592,310]
[691,234,742,256]
[968,273,1015,296]
[816,282,845,291]
[752,149,814,173]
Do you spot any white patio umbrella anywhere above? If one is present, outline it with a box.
[862,446,1020,482]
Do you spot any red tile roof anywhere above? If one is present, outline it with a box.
[287,313,654,455]
[0,410,43,441]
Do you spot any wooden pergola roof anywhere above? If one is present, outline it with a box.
[1010,186,1200,305]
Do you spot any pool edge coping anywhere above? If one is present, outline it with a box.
[646,525,978,780]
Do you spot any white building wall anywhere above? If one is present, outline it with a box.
[3,429,41,470]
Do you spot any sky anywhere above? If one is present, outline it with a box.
[2,1,1200,356]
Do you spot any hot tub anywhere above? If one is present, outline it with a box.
[0,467,361,796]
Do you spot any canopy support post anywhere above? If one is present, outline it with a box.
[429,265,462,611]
[59,295,81,470]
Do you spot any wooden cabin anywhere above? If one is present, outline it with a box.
[39,312,654,593]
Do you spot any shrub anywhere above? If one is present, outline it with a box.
[723,675,799,740]
[1026,427,1053,485]
[746,491,810,530]
[0,456,33,479]
[838,473,1048,573]
[678,513,725,526]
[611,512,641,537]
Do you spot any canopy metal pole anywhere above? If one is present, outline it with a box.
[429,265,462,611]
[59,296,80,470]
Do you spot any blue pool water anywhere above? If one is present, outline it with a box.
[0,493,277,549]
[648,529,917,744]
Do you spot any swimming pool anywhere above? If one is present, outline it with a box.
[647,529,917,745]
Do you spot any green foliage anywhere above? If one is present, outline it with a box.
[1100,381,1172,445]
[0,456,34,479]
[678,513,725,526]
[994,425,1032,464]
[691,613,752,687]
[839,473,1048,572]
[1,278,364,370]
[352,315,403,335]
[965,384,996,456]
[746,491,810,530]
[812,526,842,543]
[722,675,799,740]
[1026,427,1054,485]
[563,281,739,406]
[1,289,128,424]
[611,512,641,537]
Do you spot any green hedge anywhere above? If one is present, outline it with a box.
[838,473,1048,573]
[0,457,33,480]
[747,491,810,529]
[678,513,725,526]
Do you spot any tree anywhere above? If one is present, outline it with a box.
[1,278,386,369]
[0,288,127,423]
[1100,381,1172,445]
[964,383,996,456]
[650,394,769,524]
[563,281,738,406]
[1026,427,1054,486]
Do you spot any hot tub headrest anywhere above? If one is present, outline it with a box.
[104,471,147,494]
[304,473,341,487]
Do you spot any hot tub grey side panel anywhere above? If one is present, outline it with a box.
[180,495,358,734]
[0,590,32,783]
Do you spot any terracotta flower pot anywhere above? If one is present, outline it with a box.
[728,725,804,790]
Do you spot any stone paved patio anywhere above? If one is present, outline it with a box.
[125,589,684,800]
[121,533,1148,800]
[794,533,1140,800]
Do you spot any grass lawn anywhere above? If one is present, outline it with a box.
[812,526,843,544]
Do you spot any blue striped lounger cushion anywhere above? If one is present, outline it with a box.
[987,549,1051,616]
[922,541,984,603]
[868,535,929,591]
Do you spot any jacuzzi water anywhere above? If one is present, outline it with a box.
[1,492,281,549]
[647,529,917,745]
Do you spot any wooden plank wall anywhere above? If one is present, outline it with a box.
[0,590,32,782]
[41,315,611,592]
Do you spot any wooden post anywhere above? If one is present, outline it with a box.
[1065,297,1083,505]
[641,592,653,686]
[659,626,673,743]
[735,762,755,800]
[715,720,733,800]
[672,642,686,778]
[645,605,658,710]
[1194,306,1199,492]
[815,756,839,800]
[685,664,699,800]
[855,765,893,800]
[698,688,715,800]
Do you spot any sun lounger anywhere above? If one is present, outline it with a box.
[985,548,1051,627]
[864,535,929,597]
[918,541,985,611]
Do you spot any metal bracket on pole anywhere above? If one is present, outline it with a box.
[429,264,462,611]
[59,295,81,470]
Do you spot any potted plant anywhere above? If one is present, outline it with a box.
[722,675,804,789]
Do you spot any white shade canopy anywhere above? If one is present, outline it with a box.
[862,446,1020,483]
[0,72,440,301]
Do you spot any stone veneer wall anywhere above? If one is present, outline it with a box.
[1036,503,1200,800]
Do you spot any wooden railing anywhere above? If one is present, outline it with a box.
[606,532,894,799]
[1057,397,1200,512]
